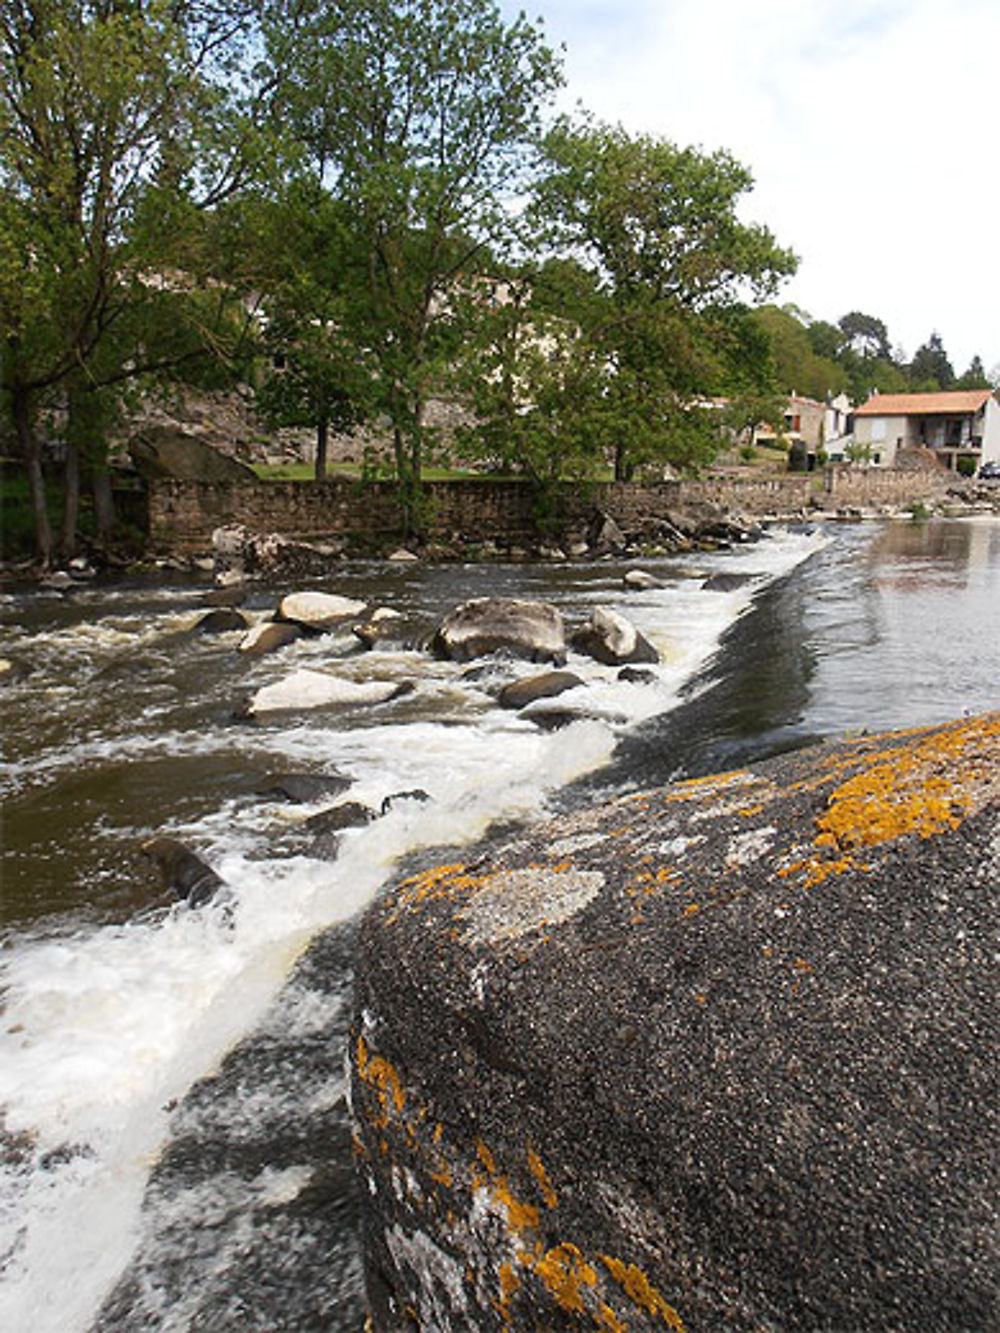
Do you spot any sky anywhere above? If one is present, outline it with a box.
[505,0,999,377]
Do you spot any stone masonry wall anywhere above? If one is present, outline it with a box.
[145,470,945,551]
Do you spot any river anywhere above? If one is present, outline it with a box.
[1,516,998,1331]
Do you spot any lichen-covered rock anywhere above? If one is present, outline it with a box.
[431,598,567,665]
[350,713,1000,1332]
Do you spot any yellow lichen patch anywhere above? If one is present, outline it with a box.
[661,769,751,804]
[499,1262,521,1300]
[595,1303,629,1332]
[476,1140,497,1176]
[387,862,494,923]
[683,902,700,917]
[355,1035,406,1122]
[527,1145,559,1208]
[601,1256,686,1331]
[475,1140,541,1234]
[535,1243,598,1313]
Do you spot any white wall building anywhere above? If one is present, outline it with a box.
[852,390,1000,471]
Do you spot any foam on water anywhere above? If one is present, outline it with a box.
[0,529,827,1330]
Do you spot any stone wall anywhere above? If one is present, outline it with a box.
[145,469,946,551]
[824,463,948,507]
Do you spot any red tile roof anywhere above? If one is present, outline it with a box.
[854,390,994,417]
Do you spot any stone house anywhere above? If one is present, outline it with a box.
[852,389,1000,471]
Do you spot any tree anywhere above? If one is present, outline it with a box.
[0,0,266,562]
[530,118,797,479]
[956,355,990,390]
[751,305,847,401]
[262,0,562,531]
[909,331,954,390]
[242,183,368,479]
[838,311,892,362]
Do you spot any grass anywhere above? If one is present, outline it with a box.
[251,461,524,483]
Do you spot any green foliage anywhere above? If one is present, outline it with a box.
[751,306,847,399]
[956,455,977,478]
[956,355,990,390]
[909,332,954,390]
[519,117,796,480]
[259,0,562,528]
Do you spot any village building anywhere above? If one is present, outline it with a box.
[852,389,1000,472]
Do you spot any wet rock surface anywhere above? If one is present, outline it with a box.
[350,713,1000,1331]
[431,597,567,665]
[94,926,364,1333]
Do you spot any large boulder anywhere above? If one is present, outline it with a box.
[350,713,1000,1331]
[571,607,660,666]
[129,427,256,484]
[432,598,567,666]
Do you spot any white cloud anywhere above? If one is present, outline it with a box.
[516,0,1000,374]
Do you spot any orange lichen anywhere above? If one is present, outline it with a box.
[475,1139,541,1233]
[355,1036,406,1123]
[595,1303,629,1333]
[527,1145,559,1208]
[601,1256,686,1330]
[535,1243,598,1313]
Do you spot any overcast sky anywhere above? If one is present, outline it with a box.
[508,0,999,377]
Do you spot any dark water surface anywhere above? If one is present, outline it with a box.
[1,517,997,1331]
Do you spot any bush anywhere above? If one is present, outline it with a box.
[956,456,977,478]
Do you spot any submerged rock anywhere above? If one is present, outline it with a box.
[141,837,226,908]
[257,772,354,804]
[432,598,566,665]
[571,606,660,666]
[350,713,1000,1331]
[497,670,584,711]
[192,608,249,634]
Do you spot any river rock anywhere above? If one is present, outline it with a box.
[571,607,659,666]
[353,612,428,653]
[192,608,249,634]
[277,591,368,631]
[587,510,628,553]
[141,837,226,908]
[702,571,756,592]
[239,621,303,655]
[380,790,432,814]
[242,669,408,716]
[349,712,1000,1332]
[213,524,346,583]
[623,568,662,590]
[431,599,567,665]
[257,772,354,804]
[497,671,585,711]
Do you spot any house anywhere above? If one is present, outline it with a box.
[852,389,1000,471]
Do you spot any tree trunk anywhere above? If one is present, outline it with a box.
[315,415,329,481]
[92,467,117,543]
[614,440,633,482]
[12,387,53,567]
[60,441,80,560]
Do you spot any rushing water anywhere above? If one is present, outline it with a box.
[0,517,998,1331]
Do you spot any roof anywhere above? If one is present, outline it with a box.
[854,390,994,417]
